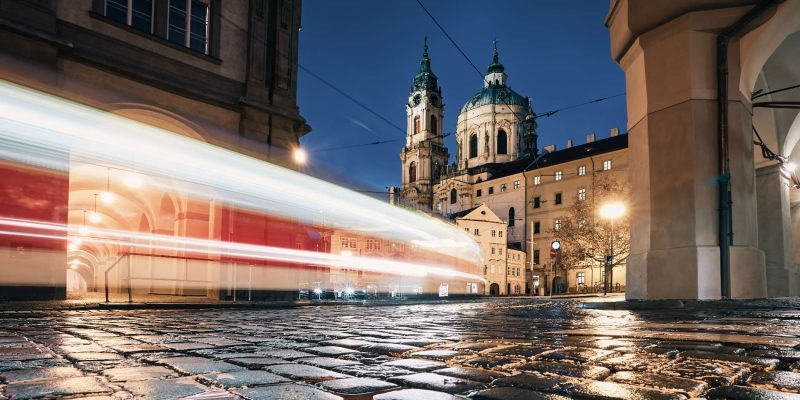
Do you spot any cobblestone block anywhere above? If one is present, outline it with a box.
[433,366,509,383]
[236,383,343,400]
[0,366,83,383]
[200,370,290,388]
[373,388,455,400]
[608,371,708,396]
[467,387,571,400]
[157,356,244,375]
[122,376,210,398]
[518,361,611,379]
[747,370,800,392]
[5,376,112,399]
[266,363,349,381]
[383,358,446,371]
[388,372,484,394]
[318,377,398,396]
[705,385,800,399]
[102,365,177,382]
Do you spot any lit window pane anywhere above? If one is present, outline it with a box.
[106,0,128,24]
[168,0,187,45]
[131,0,153,32]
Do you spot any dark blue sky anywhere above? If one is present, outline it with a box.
[297,0,626,190]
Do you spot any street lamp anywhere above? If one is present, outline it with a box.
[549,240,560,297]
[599,202,625,295]
[293,147,307,165]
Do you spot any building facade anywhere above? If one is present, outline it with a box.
[0,0,309,300]
[455,204,518,296]
[525,132,629,295]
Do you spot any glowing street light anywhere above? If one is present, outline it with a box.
[100,191,115,204]
[123,172,142,188]
[88,212,102,224]
[599,202,625,295]
[293,147,307,165]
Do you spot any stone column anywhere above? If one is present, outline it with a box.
[756,164,796,296]
[607,1,766,300]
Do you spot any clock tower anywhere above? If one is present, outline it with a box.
[400,38,449,211]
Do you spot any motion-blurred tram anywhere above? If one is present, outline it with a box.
[0,80,485,301]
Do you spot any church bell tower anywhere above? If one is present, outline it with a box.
[400,38,449,211]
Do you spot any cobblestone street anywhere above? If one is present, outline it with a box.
[2,298,800,399]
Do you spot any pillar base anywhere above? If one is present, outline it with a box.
[626,246,721,301]
[729,245,766,299]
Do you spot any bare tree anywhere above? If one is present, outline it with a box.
[549,174,630,292]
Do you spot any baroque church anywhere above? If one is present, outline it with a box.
[400,39,539,217]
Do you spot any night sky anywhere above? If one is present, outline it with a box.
[297,0,626,192]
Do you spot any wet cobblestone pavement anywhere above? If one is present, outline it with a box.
[2,298,800,399]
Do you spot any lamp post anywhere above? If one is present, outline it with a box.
[549,240,560,297]
[599,202,625,295]
[293,147,307,165]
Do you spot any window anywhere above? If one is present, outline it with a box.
[474,228,479,236]
[498,230,503,238]
[514,180,521,189]
[533,250,540,264]
[366,239,381,251]
[497,129,508,155]
[508,207,515,227]
[340,237,357,249]
[534,221,540,234]
[578,165,586,176]
[603,159,612,171]
[413,116,420,135]
[491,230,496,237]
[500,183,507,192]
[499,248,503,255]
[555,193,562,205]
[106,0,154,33]
[469,134,478,158]
[430,115,437,135]
[577,272,585,285]
[408,161,416,183]
[450,188,457,204]
[578,187,586,201]
[488,187,494,195]
[533,196,541,209]
[476,189,482,197]
[491,247,495,255]
[554,219,562,231]
[534,176,541,185]
[555,170,563,181]
[168,0,210,54]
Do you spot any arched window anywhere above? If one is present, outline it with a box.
[413,116,420,135]
[508,207,515,227]
[450,188,457,204]
[469,134,478,158]
[497,129,508,155]
[430,115,437,135]
[409,161,417,183]
[432,161,440,181]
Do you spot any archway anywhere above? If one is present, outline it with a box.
[489,283,499,296]
[497,130,507,155]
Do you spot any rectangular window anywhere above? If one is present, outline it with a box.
[500,183,507,192]
[168,0,210,54]
[340,238,357,249]
[533,196,541,209]
[488,187,494,195]
[533,250,540,264]
[554,219,562,231]
[498,230,503,238]
[491,247,495,255]
[555,192,562,205]
[513,180,521,189]
[534,221,540,234]
[578,165,586,176]
[476,189,482,197]
[603,159,612,171]
[106,0,154,33]
[366,239,381,251]
[577,272,585,284]
[499,248,503,255]
[534,176,541,185]
[578,187,586,201]
[491,230,496,237]
[474,228,479,236]
[555,170,563,181]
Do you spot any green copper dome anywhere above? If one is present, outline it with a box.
[460,85,527,113]
[411,37,440,94]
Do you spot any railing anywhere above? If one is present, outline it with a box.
[104,252,253,303]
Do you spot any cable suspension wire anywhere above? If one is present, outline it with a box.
[751,83,800,100]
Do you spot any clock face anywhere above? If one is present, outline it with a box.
[413,94,421,106]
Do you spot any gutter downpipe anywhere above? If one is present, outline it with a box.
[717,1,775,299]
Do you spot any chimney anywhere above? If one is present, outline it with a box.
[566,139,573,148]
[586,133,596,143]
[543,144,556,153]
[610,127,619,137]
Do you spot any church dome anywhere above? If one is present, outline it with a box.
[460,84,527,114]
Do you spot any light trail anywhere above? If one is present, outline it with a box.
[0,80,482,267]
[0,217,486,282]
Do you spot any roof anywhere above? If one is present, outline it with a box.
[451,204,504,224]
[411,39,440,94]
[449,206,479,220]
[460,84,528,114]
[467,133,629,181]
[507,242,522,251]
